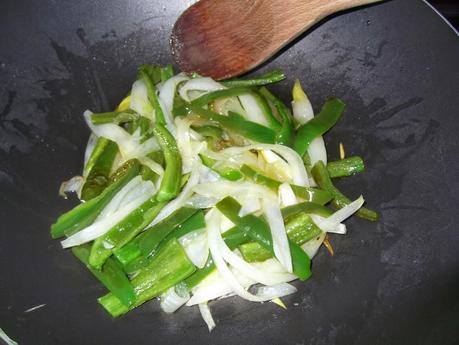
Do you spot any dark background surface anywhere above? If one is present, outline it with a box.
[1,0,458,344]
[428,0,459,28]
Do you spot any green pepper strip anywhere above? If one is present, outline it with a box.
[88,199,166,269]
[311,160,379,221]
[216,197,312,281]
[174,87,281,131]
[175,87,281,130]
[191,125,223,139]
[72,244,135,307]
[89,110,138,125]
[259,87,294,147]
[122,210,205,274]
[239,212,322,262]
[173,87,252,117]
[199,154,243,181]
[183,201,330,289]
[81,139,119,201]
[221,69,286,88]
[50,160,141,239]
[327,156,365,178]
[160,64,174,82]
[84,137,110,177]
[113,207,198,265]
[240,164,332,205]
[139,64,162,84]
[191,125,223,151]
[139,66,166,125]
[190,105,277,144]
[281,201,333,220]
[250,91,282,130]
[152,123,182,201]
[293,98,346,156]
[98,238,196,317]
[172,89,189,118]
[189,87,252,108]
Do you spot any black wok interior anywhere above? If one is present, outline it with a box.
[0,0,458,344]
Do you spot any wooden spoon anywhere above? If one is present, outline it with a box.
[171,0,383,80]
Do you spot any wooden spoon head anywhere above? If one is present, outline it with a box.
[171,0,271,80]
[171,0,384,80]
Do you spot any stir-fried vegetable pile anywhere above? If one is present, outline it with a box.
[51,65,378,330]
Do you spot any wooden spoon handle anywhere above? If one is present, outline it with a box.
[249,0,383,58]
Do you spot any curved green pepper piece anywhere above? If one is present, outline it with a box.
[88,199,166,269]
[139,65,166,125]
[327,156,365,178]
[152,123,182,202]
[294,98,346,156]
[81,139,118,201]
[258,87,294,147]
[311,160,379,221]
[190,105,277,144]
[239,212,322,262]
[221,69,286,88]
[122,210,206,274]
[240,164,332,205]
[216,197,312,281]
[50,160,140,239]
[98,238,196,317]
[72,244,135,307]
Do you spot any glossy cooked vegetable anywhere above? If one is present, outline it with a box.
[51,65,378,330]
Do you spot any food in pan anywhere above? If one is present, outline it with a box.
[51,65,378,330]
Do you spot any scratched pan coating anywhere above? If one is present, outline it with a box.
[0,0,458,344]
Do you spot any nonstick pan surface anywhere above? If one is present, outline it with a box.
[0,0,458,344]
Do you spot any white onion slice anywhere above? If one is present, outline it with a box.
[83,133,98,170]
[179,78,225,102]
[159,73,189,113]
[138,156,164,177]
[175,117,201,173]
[187,258,296,306]
[220,144,309,187]
[220,246,294,286]
[61,179,155,248]
[206,209,268,302]
[256,283,297,299]
[160,285,190,314]
[97,176,143,219]
[179,229,209,268]
[220,215,235,233]
[198,164,221,183]
[187,270,244,306]
[59,175,84,199]
[238,94,270,127]
[315,196,364,233]
[84,111,162,176]
[278,183,297,207]
[238,195,261,217]
[0,328,18,345]
[193,180,274,206]
[159,73,189,133]
[262,198,293,273]
[198,303,216,332]
[302,232,326,258]
[185,195,218,209]
[308,136,328,167]
[291,82,328,171]
[130,79,154,119]
[291,90,314,126]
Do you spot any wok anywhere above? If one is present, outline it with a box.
[0,0,458,344]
